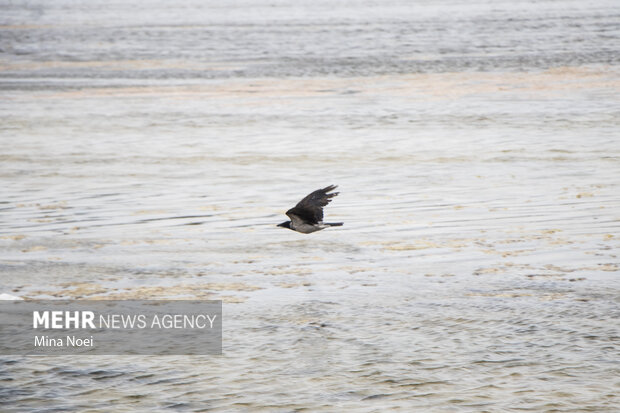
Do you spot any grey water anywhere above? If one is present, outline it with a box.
[1,0,620,411]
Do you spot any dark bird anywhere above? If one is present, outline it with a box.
[277,185,343,234]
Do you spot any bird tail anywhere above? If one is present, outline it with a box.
[325,222,343,227]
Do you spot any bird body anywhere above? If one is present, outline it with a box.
[277,185,343,234]
[278,221,342,234]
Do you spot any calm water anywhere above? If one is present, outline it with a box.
[1,0,620,411]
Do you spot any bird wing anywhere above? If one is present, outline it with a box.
[286,211,308,228]
[285,185,339,225]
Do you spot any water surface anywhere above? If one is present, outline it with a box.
[1,0,619,411]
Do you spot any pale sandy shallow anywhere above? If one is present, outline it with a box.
[1,0,620,410]
[1,66,619,411]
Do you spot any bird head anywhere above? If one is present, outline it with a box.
[277,221,291,229]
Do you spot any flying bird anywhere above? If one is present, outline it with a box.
[277,185,343,234]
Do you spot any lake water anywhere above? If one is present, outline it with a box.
[1,0,619,411]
